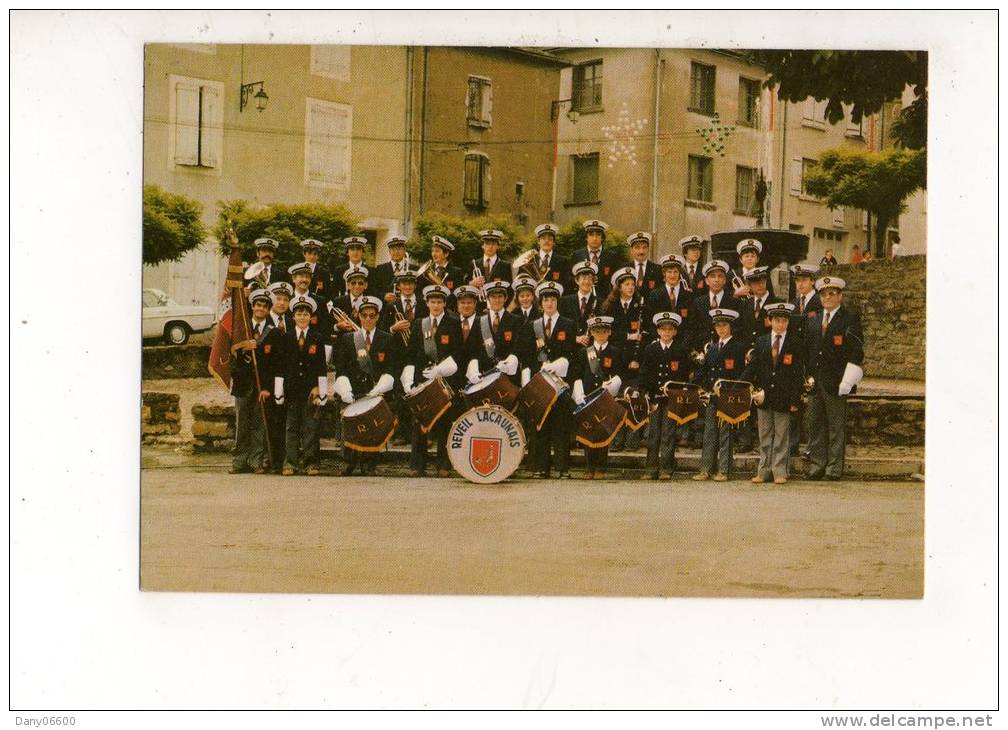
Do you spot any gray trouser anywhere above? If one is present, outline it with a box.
[233,391,266,470]
[756,407,791,479]
[646,409,679,472]
[285,398,320,470]
[701,403,734,475]
[805,382,846,476]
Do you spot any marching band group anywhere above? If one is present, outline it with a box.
[227,219,865,484]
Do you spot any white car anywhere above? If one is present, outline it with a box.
[143,288,215,345]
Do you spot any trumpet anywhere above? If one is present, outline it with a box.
[745,347,755,366]
[512,249,550,284]
[329,304,362,332]
[470,259,487,300]
[392,308,411,346]
[243,260,269,289]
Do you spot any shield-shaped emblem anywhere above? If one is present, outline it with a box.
[665,385,701,425]
[715,382,752,425]
[470,437,501,477]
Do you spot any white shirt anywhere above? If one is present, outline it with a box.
[351,296,363,311]
[771,331,786,351]
[542,313,556,333]
[709,291,723,307]
[482,255,497,270]
[461,315,475,332]
[430,315,442,329]
[296,327,308,340]
[718,335,733,347]
[660,339,674,351]
[271,312,285,327]
[593,341,608,352]
[251,318,268,335]
[667,283,680,301]
[522,307,532,317]
[401,295,417,310]
[821,306,839,328]
[753,293,767,311]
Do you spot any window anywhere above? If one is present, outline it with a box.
[689,62,716,115]
[735,166,756,214]
[802,98,827,128]
[572,61,603,112]
[467,76,493,128]
[846,110,865,139]
[568,153,599,205]
[310,45,351,81]
[463,152,490,209]
[170,76,223,170]
[801,158,817,196]
[814,228,846,242]
[792,157,817,197]
[687,155,713,203]
[738,77,760,127]
[305,99,352,190]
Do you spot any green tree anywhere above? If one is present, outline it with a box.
[553,218,629,262]
[409,212,532,267]
[750,50,927,150]
[143,185,207,266]
[803,148,925,257]
[213,200,360,272]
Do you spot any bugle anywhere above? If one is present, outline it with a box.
[329,304,362,332]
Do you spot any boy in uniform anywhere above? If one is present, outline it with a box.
[332,236,370,298]
[640,311,694,479]
[512,275,541,323]
[572,220,623,299]
[523,223,571,292]
[647,254,692,344]
[230,288,277,474]
[372,235,411,304]
[679,235,706,293]
[559,261,600,346]
[299,238,332,297]
[571,316,624,479]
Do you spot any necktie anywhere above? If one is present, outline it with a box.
[298,332,305,349]
[711,294,716,309]
[689,264,695,278]
[431,317,438,340]
[772,334,781,366]
[484,258,491,274]
[436,265,444,278]
[799,294,806,314]
[278,318,286,334]
[404,299,413,319]
[544,317,552,339]
[637,264,644,287]
[365,330,372,352]
[580,297,588,319]
[822,310,831,334]
[462,318,470,340]
[493,312,500,333]
[590,251,598,266]
[254,323,261,337]
[624,301,629,315]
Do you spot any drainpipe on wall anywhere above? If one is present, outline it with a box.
[419,46,429,215]
[650,49,662,240]
[778,96,787,229]
[403,46,414,236]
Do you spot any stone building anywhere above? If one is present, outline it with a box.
[407,47,566,229]
[143,43,410,308]
[549,48,927,263]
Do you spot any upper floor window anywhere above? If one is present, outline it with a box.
[569,152,600,205]
[802,98,828,128]
[687,155,713,202]
[689,62,716,115]
[170,75,223,170]
[463,152,490,209]
[305,98,352,190]
[310,45,351,81]
[735,165,757,214]
[572,61,603,113]
[738,77,761,127]
[467,76,493,128]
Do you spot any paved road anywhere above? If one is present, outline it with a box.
[141,466,923,598]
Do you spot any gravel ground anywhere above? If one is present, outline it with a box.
[141,465,924,598]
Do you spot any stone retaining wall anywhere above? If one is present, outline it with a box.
[142,344,213,380]
[142,392,181,443]
[824,255,925,381]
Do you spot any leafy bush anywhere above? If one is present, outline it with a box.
[409,212,531,266]
[553,218,629,261]
[213,200,360,271]
[143,185,207,266]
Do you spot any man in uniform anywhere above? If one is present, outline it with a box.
[736,266,782,452]
[453,285,485,395]
[731,238,776,299]
[528,281,577,479]
[647,254,692,343]
[333,296,397,477]
[371,235,412,305]
[299,238,332,297]
[640,311,694,479]
[687,259,741,354]
[803,276,864,480]
[741,302,804,485]
[466,229,513,288]
[692,308,748,481]
[267,281,294,333]
[332,236,370,298]
[401,284,461,477]
[276,296,329,476]
[424,235,462,300]
[383,267,426,446]
[788,263,822,456]
[679,235,706,293]
[466,280,531,387]
[521,223,570,292]
[264,282,294,471]
[570,315,625,480]
[512,275,541,323]
[252,238,287,287]
[559,261,600,346]
[288,262,329,337]
[572,220,624,300]
[230,288,277,474]
[627,231,663,297]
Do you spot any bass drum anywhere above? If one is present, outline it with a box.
[342,396,398,452]
[462,370,520,412]
[572,388,626,449]
[404,376,455,434]
[517,369,569,431]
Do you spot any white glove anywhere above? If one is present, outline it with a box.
[324,344,333,364]
[434,355,458,379]
[520,368,531,387]
[752,388,766,406]
[317,376,330,404]
[466,358,482,385]
[603,375,622,397]
[496,354,519,376]
[551,357,570,379]
[422,366,436,380]
[540,360,556,374]
[839,362,864,396]
[273,376,285,405]
[334,376,354,404]
[367,373,395,398]
[573,379,586,405]
[401,364,416,391]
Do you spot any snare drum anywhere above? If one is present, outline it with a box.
[462,370,520,412]
[342,396,398,452]
[572,388,626,448]
[517,370,569,431]
[404,376,455,433]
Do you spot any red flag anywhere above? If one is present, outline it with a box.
[208,245,252,388]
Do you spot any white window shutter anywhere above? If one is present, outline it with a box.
[331,105,351,188]
[833,206,845,226]
[790,157,803,194]
[174,82,200,165]
[482,81,493,125]
[802,98,815,120]
[199,85,220,168]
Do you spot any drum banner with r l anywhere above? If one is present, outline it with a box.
[714,380,753,426]
[665,385,701,426]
